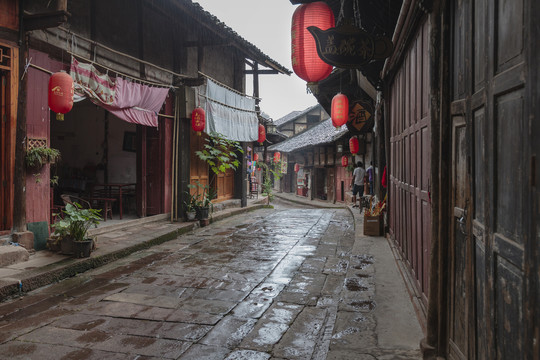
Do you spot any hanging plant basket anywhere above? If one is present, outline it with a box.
[25,145,61,169]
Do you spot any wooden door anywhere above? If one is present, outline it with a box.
[145,126,162,215]
[0,70,9,231]
[447,0,531,358]
[215,167,234,201]
[388,19,431,302]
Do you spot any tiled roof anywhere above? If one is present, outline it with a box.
[188,1,291,75]
[273,104,321,127]
[268,118,348,153]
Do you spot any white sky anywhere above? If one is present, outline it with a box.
[194,0,319,120]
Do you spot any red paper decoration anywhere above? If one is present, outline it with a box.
[349,137,359,154]
[341,155,349,167]
[273,152,281,163]
[291,2,334,84]
[48,71,74,121]
[294,163,300,172]
[258,124,266,144]
[331,93,349,128]
[191,107,205,136]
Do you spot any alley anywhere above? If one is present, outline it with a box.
[0,201,421,359]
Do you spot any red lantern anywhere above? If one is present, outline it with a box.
[331,93,349,128]
[48,71,74,121]
[291,2,334,84]
[273,152,281,163]
[258,124,266,144]
[294,163,300,172]
[191,107,205,136]
[341,155,349,167]
[253,153,259,161]
[349,137,359,154]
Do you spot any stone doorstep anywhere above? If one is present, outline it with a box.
[0,245,30,267]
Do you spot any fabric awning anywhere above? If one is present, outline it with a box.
[70,57,169,127]
[197,79,258,142]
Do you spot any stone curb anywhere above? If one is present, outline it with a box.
[0,199,268,303]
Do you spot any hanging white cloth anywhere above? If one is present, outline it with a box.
[198,79,258,142]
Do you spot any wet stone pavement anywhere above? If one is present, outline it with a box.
[0,201,421,359]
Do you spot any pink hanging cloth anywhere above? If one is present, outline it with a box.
[104,78,169,127]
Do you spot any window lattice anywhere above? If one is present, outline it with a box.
[27,138,47,151]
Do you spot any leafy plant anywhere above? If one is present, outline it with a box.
[259,161,283,205]
[25,146,61,168]
[195,132,244,175]
[346,163,355,173]
[183,191,199,213]
[53,203,102,242]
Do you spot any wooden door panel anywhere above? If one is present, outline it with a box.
[449,118,469,359]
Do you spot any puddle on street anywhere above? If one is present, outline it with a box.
[349,300,376,311]
[331,327,360,339]
[345,278,369,292]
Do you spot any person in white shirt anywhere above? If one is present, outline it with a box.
[351,161,366,207]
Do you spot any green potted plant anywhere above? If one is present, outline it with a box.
[183,191,199,221]
[188,182,216,224]
[54,203,102,258]
[25,146,61,168]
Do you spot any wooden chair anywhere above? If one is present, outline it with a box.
[61,194,115,221]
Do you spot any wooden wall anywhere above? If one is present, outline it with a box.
[388,19,431,304]
[25,49,64,224]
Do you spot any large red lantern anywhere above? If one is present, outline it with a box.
[258,124,266,144]
[191,107,205,136]
[291,2,334,84]
[48,71,74,121]
[253,153,259,161]
[349,137,359,154]
[294,163,300,172]
[331,93,349,128]
[341,155,349,167]
[273,152,281,163]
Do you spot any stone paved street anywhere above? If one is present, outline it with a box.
[0,200,422,359]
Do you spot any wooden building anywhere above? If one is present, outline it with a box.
[292,0,539,358]
[0,0,289,248]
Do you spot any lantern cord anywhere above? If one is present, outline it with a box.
[337,0,346,26]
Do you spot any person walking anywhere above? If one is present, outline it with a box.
[366,161,374,195]
[351,161,366,208]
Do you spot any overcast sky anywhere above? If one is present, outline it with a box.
[194,0,319,120]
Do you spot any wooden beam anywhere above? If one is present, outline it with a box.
[244,69,279,75]
[22,10,69,31]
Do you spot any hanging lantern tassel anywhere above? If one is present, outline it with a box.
[48,71,74,121]
[258,124,266,145]
[331,93,349,129]
[191,107,205,136]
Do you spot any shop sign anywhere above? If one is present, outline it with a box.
[307,23,393,69]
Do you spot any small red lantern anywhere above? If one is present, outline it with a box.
[294,163,300,172]
[48,71,74,121]
[273,152,281,163]
[291,2,335,84]
[258,124,266,144]
[191,107,205,136]
[253,153,259,161]
[349,137,359,154]
[331,93,349,128]
[341,155,348,167]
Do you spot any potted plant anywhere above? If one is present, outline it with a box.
[25,146,61,168]
[183,191,198,221]
[189,182,216,224]
[54,203,102,258]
